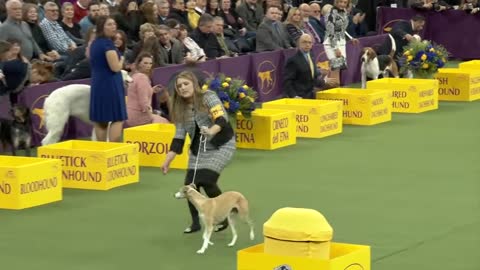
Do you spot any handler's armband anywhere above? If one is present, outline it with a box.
[170,138,185,154]
[210,104,225,120]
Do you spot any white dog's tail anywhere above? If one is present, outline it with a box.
[388,34,396,59]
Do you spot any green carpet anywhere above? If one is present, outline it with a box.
[1,63,479,269]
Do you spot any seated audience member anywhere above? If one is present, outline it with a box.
[282,34,336,99]
[177,24,206,61]
[284,7,303,44]
[126,52,170,127]
[140,1,160,25]
[79,1,100,37]
[113,30,132,66]
[235,0,264,32]
[73,0,89,23]
[156,24,185,66]
[60,2,84,46]
[213,16,238,55]
[23,3,54,55]
[168,0,190,30]
[299,3,322,44]
[60,26,96,81]
[39,2,77,56]
[114,0,142,43]
[309,2,326,42]
[256,6,292,52]
[460,0,480,13]
[346,8,367,38]
[190,13,226,59]
[409,0,451,11]
[186,0,201,29]
[156,0,170,24]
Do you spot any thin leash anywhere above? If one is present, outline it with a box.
[191,134,207,186]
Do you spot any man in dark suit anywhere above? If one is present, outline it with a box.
[282,33,336,99]
[389,14,426,58]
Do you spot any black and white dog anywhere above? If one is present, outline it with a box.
[0,104,33,156]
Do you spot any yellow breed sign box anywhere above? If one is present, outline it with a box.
[235,109,296,150]
[434,68,480,101]
[37,140,139,190]
[0,156,62,210]
[123,124,190,168]
[262,98,343,138]
[366,78,439,113]
[458,60,480,69]
[238,242,370,270]
[316,88,392,125]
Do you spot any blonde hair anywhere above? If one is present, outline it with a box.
[284,7,303,28]
[170,71,208,123]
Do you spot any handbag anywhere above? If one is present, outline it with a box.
[330,56,347,70]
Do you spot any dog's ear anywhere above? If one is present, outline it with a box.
[368,48,377,60]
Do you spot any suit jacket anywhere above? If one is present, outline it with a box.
[309,17,326,42]
[235,3,264,32]
[390,20,414,58]
[190,29,225,59]
[282,50,325,99]
[158,38,184,66]
[256,19,291,52]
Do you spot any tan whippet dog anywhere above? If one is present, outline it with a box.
[174,184,255,254]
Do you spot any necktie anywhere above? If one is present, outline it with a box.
[307,53,314,78]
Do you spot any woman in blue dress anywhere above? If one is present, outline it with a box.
[89,15,127,142]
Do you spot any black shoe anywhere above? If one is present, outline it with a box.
[214,220,229,232]
[184,224,201,234]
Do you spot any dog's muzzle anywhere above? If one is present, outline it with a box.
[361,57,365,63]
[174,192,184,199]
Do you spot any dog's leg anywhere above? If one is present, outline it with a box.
[361,64,367,89]
[227,215,238,247]
[197,222,214,254]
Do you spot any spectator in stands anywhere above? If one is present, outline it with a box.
[460,0,480,13]
[284,7,303,43]
[256,6,292,52]
[177,23,206,61]
[39,2,77,55]
[113,30,132,66]
[60,2,84,45]
[282,33,336,99]
[141,1,160,25]
[299,3,322,44]
[309,2,326,42]
[99,2,110,16]
[0,0,51,61]
[324,0,358,84]
[195,0,207,15]
[186,0,201,29]
[156,0,170,24]
[79,1,100,37]
[165,18,181,39]
[213,16,237,55]
[126,52,169,127]
[346,8,367,38]
[23,3,61,60]
[130,23,161,66]
[156,24,185,66]
[190,13,226,59]
[168,0,190,29]
[219,0,255,52]
[73,0,90,23]
[207,0,220,15]
[409,0,451,11]
[236,0,264,32]
[114,0,142,43]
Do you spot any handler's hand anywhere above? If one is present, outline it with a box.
[161,151,176,174]
[200,126,213,136]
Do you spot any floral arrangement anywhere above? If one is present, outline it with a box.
[399,40,449,78]
[202,73,258,119]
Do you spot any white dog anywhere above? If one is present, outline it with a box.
[360,34,399,89]
[41,70,132,145]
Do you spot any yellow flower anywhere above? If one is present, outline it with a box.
[407,55,413,62]
[223,101,230,109]
[201,84,208,91]
[442,58,446,63]
[247,96,254,102]
[421,54,427,61]
[239,92,246,98]
[422,63,429,69]
[404,50,410,56]
[222,82,229,88]
[429,48,435,53]
[225,77,232,82]
[243,84,249,89]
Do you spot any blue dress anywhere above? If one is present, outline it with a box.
[89,37,127,123]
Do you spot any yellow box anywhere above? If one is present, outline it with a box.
[123,124,190,168]
[0,156,62,210]
[458,60,480,69]
[37,140,139,190]
[235,109,296,150]
[434,68,480,101]
[262,98,343,138]
[366,78,439,113]
[237,242,370,270]
[316,88,392,125]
